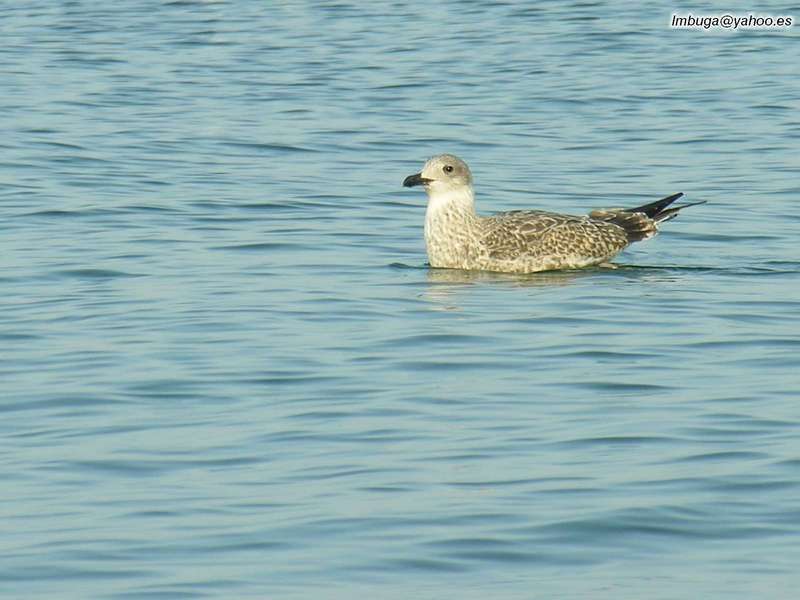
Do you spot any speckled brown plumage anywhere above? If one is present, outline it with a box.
[403,154,703,274]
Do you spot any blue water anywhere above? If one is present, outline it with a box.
[2,1,799,598]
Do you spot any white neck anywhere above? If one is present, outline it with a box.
[425,185,476,223]
[423,185,478,268]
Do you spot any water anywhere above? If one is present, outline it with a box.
[1,1,799,598]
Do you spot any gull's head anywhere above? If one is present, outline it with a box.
[403,154,473,196]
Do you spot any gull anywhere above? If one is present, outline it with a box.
[403,154,704,273]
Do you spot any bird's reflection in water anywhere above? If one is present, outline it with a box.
[421,266,589,308]
[426,267,591,286]
[406,262,702,309]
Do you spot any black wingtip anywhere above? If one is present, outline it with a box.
[625,193,684,218]
[656,199,707,222]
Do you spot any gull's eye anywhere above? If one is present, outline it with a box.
[443,165,454,174]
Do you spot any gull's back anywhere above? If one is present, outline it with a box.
[475,209,630,272]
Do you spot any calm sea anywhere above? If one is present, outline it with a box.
[2,1,799,598]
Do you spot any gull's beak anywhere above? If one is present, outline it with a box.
[403,173,432,188]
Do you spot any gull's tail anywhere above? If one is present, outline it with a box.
[590,193,706,242]
[625,193,707,224]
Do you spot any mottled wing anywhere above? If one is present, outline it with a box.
[481,211,561,260]
[482,210,629,261]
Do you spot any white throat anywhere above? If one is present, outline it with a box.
[425,185,476,221]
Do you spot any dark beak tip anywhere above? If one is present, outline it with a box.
[403,173,428,188]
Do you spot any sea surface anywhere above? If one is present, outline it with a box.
[1,1,799,598]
